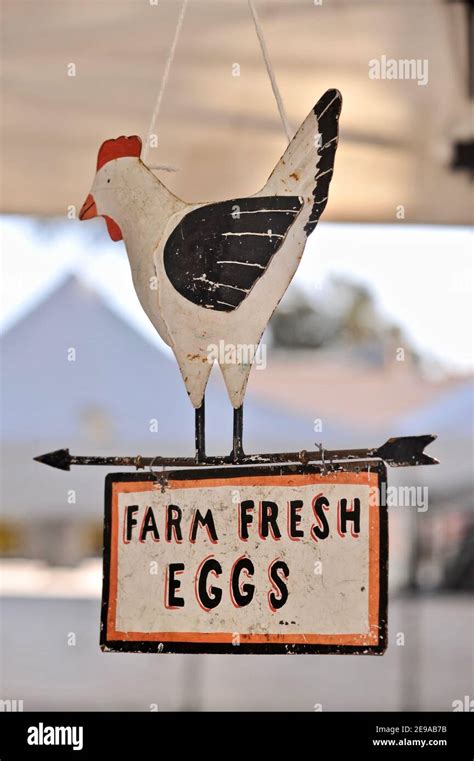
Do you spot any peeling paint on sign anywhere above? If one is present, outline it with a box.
[101,462,388,654]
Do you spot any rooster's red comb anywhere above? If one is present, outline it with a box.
[96,135,142,171]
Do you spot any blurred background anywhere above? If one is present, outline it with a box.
[1,0,473,711]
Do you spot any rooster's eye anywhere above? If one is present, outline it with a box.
[107,179,111,184]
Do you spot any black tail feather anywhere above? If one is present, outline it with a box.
[304,89,342,236]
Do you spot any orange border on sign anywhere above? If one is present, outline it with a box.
[106,472,380,646]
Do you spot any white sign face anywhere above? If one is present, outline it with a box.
[101,464,387,654]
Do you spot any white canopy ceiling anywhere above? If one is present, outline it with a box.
[2,0,472,222]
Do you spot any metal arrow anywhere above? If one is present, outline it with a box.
[34,434,438,471]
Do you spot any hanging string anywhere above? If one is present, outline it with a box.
[144,0,290,170]
[248,0,292,144]
[144,0,189,169]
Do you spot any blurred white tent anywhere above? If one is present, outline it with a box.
[0,275,353,560]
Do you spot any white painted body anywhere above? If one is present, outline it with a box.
[84,92,341,408]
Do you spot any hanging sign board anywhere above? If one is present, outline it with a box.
[101,462,387,654]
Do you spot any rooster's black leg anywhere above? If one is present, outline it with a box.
[232,405,244,462]
[195,398,206,462]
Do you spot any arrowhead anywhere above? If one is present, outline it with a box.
[34,448,71,471]
[376,435,439,467]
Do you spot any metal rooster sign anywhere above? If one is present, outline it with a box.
[35,86,438,656]
[79,89,342,458]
